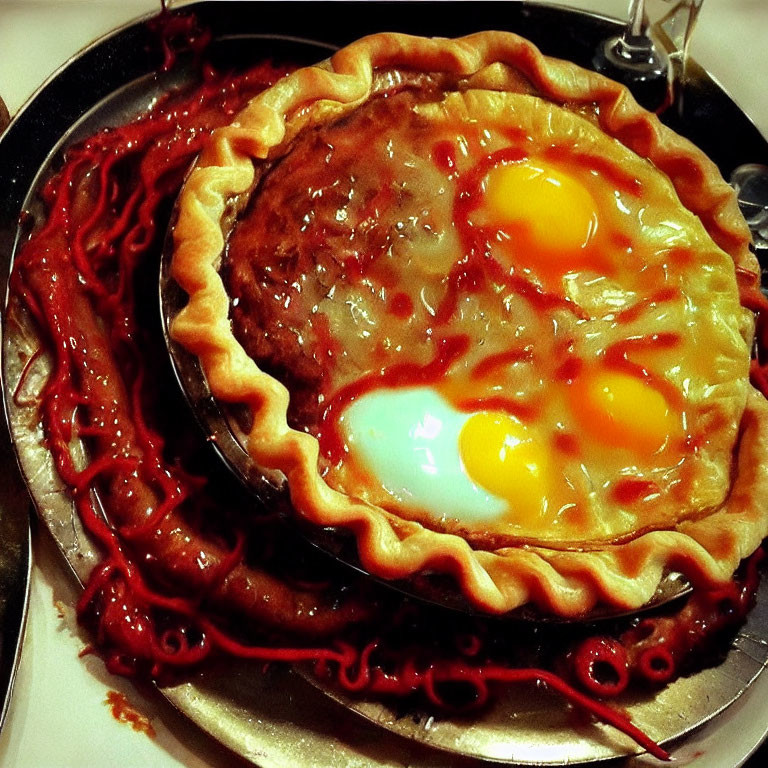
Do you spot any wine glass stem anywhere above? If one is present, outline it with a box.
[613,0,657,66]
[627,0,646,39]
[591,0,668,109]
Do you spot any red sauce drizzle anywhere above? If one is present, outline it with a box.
[666,246,696,270]
[613,287,680,325]
[311,312,344,363]
[553,432,580,455]
[554,356,583,384]
[431,139,457,174]
[611,478,661,505]
[543,145,643,198]
[455,395,539,422]
[470,346,533,380]
[388,291,414,319]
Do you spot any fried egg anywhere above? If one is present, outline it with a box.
[483,158,598,256]
[568,369,683,456]
[340,386,553,525]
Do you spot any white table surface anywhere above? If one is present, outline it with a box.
[0,2,767,767]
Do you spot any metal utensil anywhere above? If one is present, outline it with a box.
[592,0,669,109]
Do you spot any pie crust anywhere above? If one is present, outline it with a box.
[170,31,768,616]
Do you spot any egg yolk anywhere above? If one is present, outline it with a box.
[484,159,598,257]
[569,370,680,456]
[458,411,550,521]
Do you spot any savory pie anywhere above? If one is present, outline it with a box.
[170,31,768,616]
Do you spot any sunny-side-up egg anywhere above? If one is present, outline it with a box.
[484,158,598,256]
[339,386,553,525]
[568,368,683,457]
[472,151,620,293]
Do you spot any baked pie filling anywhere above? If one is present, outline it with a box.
[171,32,768,616]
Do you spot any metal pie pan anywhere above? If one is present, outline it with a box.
[3,3,768,766]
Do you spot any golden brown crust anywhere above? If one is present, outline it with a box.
[170,31,765,616]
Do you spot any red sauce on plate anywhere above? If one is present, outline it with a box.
[104,691,156,738]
